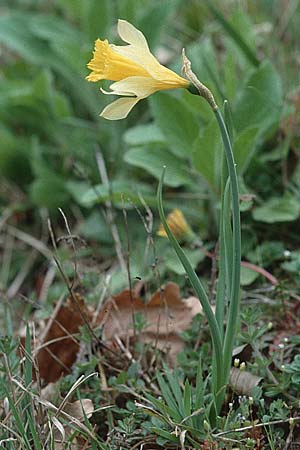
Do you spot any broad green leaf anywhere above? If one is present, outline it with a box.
[0,127,31,184]
[253,193,300,223]
[124,124,165,146]
[124,146,191,187]
[0,12,98,115]
[150,93,199,157]
[78,180,156,208]
[192,119,221,191]
[282,252,300,274]
[164,248,206,275]
[233,61,282,134]
[78,211,113,244]
[233,126,258,174]
[30,174,70,209]
[240,266,259,286]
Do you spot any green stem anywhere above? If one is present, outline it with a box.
[214,108,241,381]
[157,169,224,405]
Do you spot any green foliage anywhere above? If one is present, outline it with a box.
[150,93,200,157]
[284,355,300,386]
[1,1,300,448]
[253,193,300,223]
[144,364,207,445]
[124,146,191,187]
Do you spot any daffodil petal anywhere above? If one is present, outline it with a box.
[109,77,160,97]
[100,87,133,96]
[111,44,188,85]
[111,44,159,76]
[117,20,149,49]
[100,97,141,120]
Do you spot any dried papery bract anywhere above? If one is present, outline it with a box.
[182,49,218,111]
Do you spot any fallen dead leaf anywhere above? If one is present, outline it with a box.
[52,399,94,450]
[97,282,203,364]
[24,283,203,384]
[229,367,263,396]
[35,294,93,383]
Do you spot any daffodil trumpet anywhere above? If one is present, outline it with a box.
[86,20,189,120]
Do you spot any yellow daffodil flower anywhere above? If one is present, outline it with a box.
[157,208,195,243]
[86,20,189,120]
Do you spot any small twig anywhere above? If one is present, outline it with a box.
[0,232,14,289]
[58,208,79,290]
[6,225,52,259]
[132,196,168,355]
[122,197,136,339]
[38,262,57,304]
[213,415,300,438]
[95,149,126,271]
[34,294,65,355]
[7,249,37,298]
[92,273,112,326]
[283,418,295,450]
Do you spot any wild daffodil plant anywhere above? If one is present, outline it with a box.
[87,20,241,421]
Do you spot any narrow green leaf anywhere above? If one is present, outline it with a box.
[156,372,178,413]
[207,3,259,66]
[24,325,32,388]
[163,366,185,417]
[145,393,181,422]
[151,427,179,443]
[183,380,192,418]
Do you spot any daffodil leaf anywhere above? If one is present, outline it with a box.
[124,146,191,187]
[150,93,199,157]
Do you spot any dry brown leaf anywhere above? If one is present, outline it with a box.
[36,294,93,383]
[229,367,263,395]
[29,283,203,382]
[52,399,94,450]
[97,282,203,364]
[64,399,94,421]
